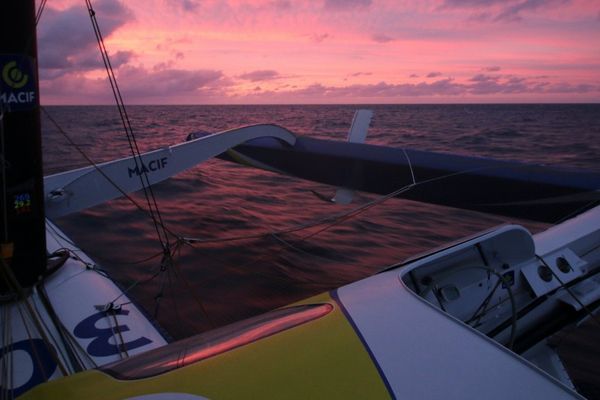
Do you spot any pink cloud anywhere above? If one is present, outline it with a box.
[36,0,600,104]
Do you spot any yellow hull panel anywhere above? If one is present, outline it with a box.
[21,293,392,399]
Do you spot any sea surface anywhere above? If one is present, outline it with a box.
[42,104,600,397]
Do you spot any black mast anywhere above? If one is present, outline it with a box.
[0,0,46,289]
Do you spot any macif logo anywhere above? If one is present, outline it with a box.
[0,56,36,111]
[127,157,169,178]
[2,61,29,89]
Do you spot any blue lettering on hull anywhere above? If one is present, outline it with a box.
[73,309,152,357]
[0,339,57,398]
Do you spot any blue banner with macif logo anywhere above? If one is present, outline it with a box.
[0,54,37,112]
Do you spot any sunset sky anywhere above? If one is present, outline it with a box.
[37,0,600,104]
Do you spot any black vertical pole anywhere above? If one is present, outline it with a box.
[0,0,47,288]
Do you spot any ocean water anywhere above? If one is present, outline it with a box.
[42,104,600,396]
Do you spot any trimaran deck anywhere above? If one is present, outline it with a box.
[2,1,600,399]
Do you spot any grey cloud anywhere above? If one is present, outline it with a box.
[270,0,292,10]
[171,0,201,12]
[311,33,330,43]
[117,66,225,97]
[323,0,372,11]
[38,1,132,74]
[442,0,506,7]
[493,0,568,22]
[238,70,281,82]
[545,82,596,93]
[371,34,395,43]
[43,66,227,104]
[256,79,467,99]
[247,73,598,100]
[441,0,569,22]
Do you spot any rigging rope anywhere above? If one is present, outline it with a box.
[183,184,414,246]
[84,0,171,256]
[43,109,211,329]
[0,109,8,243]
[0,304,13,400]
[182,150,582,247]
[169,240,214,329]
[34,284,86,373]
[536,255,600,328]
[35,0,49,25]
[0,258,68,377]
[42,108,181,244]
[35,2,597,343]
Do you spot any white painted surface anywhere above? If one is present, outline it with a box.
[337,270,583,399]
[535,205,600,256]
[44,124,296,218]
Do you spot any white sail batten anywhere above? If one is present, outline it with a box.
[44,124,296,218]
